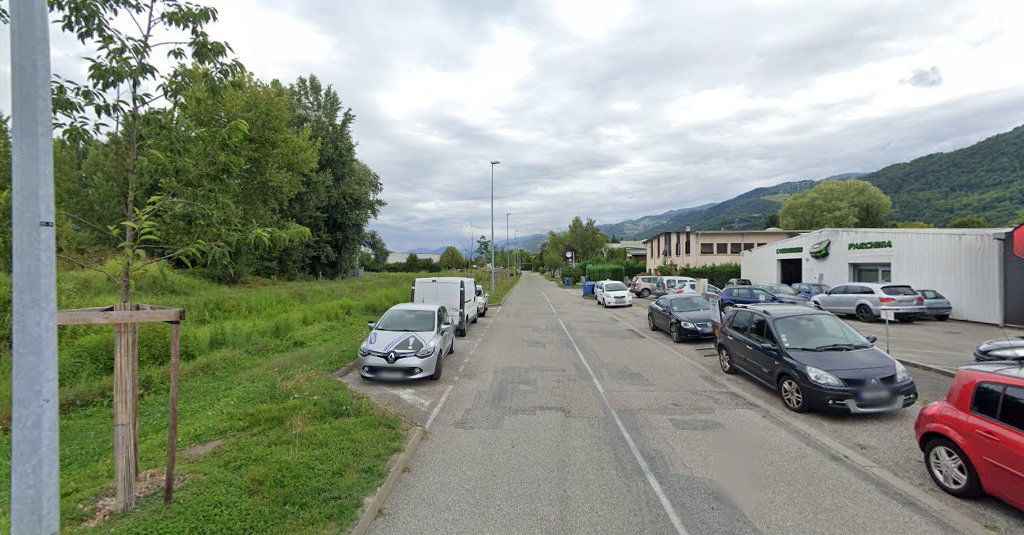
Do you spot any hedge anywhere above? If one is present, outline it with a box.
[562,266,585,280]
[587,263,625,282]
[679,263,741,289]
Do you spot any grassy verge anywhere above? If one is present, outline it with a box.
[0,269,429,532]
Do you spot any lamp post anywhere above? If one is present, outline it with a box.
[505,212,511,276]
[490,161,500,296]
[514,229,518,273]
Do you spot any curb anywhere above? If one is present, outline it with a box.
[895,357,956,378]
[350,426,424,535]
[333,361,357,379]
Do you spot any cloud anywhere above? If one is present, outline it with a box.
[3,0,1024,251]
[901,66,944,88]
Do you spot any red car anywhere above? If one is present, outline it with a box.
[914,361,1024,511]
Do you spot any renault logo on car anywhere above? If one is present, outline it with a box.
[387,351,397,364]
[870,378,880,386]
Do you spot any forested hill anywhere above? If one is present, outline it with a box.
[860,124,1024,226]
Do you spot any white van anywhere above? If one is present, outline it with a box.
[412,277,478,337]
[656,276,698,296]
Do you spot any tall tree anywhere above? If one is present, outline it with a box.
[947,215,990,228]
[439,246,464,270]
[363,230,389,271]
[779,180,892,230]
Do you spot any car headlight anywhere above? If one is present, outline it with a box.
[679,322,695,329]
[358,344,371,357]
[894,360,912,382]
[416,342,436,357]
[990,347,1024,358]
[806,366,844,387]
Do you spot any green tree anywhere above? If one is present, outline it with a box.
[475,235,492,264]
[563,216,608,260]
[892,221,935,228]
[48,0,246,300]
[779,180,892,230]
[439,246,464,270]
[763,213,780,229]
[363,230,389,271]
[404,253,421,272]
[947,215,990,228]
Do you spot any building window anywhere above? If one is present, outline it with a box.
[716,243,728,254]
[743,243,754,251]
[730,243,742,254]
[685,234,691,255]
[701,243,714,254]
[665,234,672,256]
[757,243,766,247]
[657,237,661,258]
[852,263,892,283]
[675,233,680,256]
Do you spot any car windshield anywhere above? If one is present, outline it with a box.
[670,297,712,312]
[605,282,627,291]
[766,285,797,295]
[881,285,917,296]
[773,314,871,351]
[919,289,944,299]
[375,309,436,332]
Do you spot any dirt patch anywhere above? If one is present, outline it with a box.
[79,469,187,528]
[183,438,225,459]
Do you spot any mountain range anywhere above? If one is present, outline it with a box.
[407,123,1024,253]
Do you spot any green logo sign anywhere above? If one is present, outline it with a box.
[809,239,831,259]
[848,240,893,251]
[776,246,803,254]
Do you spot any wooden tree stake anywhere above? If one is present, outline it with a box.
[113,301,138,512]
[164,322,181,505]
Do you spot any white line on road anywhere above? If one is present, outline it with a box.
[541,291,689,535]
[425,385,454,429]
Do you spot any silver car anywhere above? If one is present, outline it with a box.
[475,284,489,317]
[811,283,925,323]
[358,303,455,380]
[916,289,952,321]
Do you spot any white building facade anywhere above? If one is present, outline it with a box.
[740,228,1017,325]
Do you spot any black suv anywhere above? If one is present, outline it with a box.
[716,304,918,414]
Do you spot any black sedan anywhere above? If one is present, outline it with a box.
[648,295,719,342]
[715,304,918,414]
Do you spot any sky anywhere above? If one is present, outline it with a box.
[3,0,1024,252]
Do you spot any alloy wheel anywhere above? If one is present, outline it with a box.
[780,378,804,411]
[648,314,657,331]
[929,446,968,490]
[718,347,736,374]
[856,305,875,323]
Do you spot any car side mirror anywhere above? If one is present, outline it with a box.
[442,320,453,329]
[760,342,779,355]
[367,321,375,330]
[866,335,877,344]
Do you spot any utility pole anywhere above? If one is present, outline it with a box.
[505,212,510,276]
[10,0,61,533]
[489,161,499,295]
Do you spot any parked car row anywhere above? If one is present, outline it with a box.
[356,277,489,381]
[628,275,720,299]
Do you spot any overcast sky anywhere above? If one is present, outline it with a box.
[3,0,1024,251]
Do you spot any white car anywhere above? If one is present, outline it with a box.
[595,280,634,308]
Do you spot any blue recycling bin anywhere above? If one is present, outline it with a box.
[582,282,595,296]
[563,277,574,287]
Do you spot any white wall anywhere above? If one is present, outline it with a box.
[742,229,1008,324]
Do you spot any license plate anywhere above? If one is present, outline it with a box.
[859,390,890,401]
[379,370,406,380]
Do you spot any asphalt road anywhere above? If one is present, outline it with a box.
[347,273,1023,534]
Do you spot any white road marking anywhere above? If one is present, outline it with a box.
[541,291,689,535]
[383,387,432,410]
[425,385,454,429]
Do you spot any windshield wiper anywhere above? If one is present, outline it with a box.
[813,344,865,351]
[788,347,823,352]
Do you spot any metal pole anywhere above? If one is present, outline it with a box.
[505,213,510,275]
[10,0,61,532]
[490,161,499,295]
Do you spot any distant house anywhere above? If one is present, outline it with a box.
[387,253,442,264]
[606,240,647,261]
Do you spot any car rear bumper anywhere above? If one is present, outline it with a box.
[803,381,918,413]
[924,306,952,316]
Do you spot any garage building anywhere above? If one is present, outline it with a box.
[740,227,1024,325]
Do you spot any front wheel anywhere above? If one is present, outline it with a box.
[641,289,651,298]
[856,305,875,323]
[430,354,443,380]
[778,376,808,413]
[924,438,982,498]
[670,323,683,343]
[718,346,737,375]
[448,338,455,355]
[648,313,658,331]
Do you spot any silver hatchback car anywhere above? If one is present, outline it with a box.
[811,283,925,323]
[358,303,455,380]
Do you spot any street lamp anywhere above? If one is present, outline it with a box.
[490,161,500,296]
[505,212,511,275]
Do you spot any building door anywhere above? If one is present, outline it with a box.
[852,263,891,283]
[779,258,802,284]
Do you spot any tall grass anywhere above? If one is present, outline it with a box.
[0,268,429,532]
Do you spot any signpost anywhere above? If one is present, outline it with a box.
[879,307,896,353]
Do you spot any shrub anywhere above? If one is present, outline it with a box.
[587,263,625,282]
[562,266,584,280]
[678,263,741,288]
[622,260,645,280]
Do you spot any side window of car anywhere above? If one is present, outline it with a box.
[730,310,753,334]
[666,280,677,288]
[655,298,668,309]
[971,383,1003,419]
[748,315,776,344]
[752,289,772,301]
[733,288,752,298]
[998,386,1024,431]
